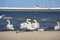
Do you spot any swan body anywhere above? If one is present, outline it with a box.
[20,22,27,29]
[54,22,60,30]
[7,20,14,30]
[7,24,14,30]
[20,19,32,30]
[20,22,34,30]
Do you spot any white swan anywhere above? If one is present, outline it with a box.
[32,19,45,31]
[20,19,32,30]
[20,19,40,31]
[54,21,60,30]
[6,20,14,30]
[32,19,39,30]
[0,15,5,19]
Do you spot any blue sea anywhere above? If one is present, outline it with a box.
[0,11,60,31]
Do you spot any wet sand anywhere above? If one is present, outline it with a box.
[0,31,60,40]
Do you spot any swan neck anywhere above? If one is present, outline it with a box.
[34,20,37,23]
[26,20,31,24]
[57,22,59,26]
[7,21,10,24]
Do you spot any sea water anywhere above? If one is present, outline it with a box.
[0,11,60,31]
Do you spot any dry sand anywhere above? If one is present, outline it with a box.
[0,31,60,40]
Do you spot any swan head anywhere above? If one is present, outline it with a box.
[26,18,31,23]
[27,18,31,21]
[6,20,10,23]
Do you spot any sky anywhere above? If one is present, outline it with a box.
[0,0,60,8]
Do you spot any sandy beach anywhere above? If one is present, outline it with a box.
[0,31,60,40]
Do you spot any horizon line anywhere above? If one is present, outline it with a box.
[0,7,60,12]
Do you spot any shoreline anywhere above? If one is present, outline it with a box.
[0,31,60,40]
